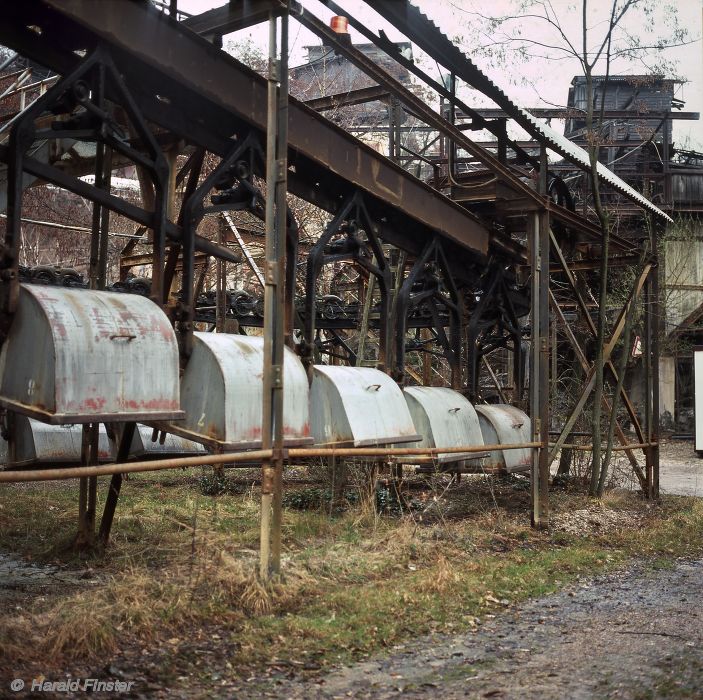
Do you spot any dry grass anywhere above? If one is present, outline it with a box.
[0,468,701,676]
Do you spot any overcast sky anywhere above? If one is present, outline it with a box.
[178,0,703,150]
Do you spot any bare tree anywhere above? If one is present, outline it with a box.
[453,0,692,494]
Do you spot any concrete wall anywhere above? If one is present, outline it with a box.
[664,220,703,333]
[660,356,676,426]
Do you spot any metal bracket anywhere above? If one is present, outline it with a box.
[271,364,283,388]
[271,446,289,462]
[264,260,279,285]
[261,465,275,494]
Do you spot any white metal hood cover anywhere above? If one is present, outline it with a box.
[475,404,531,473]
[169,332,311,451]
[310,365,420,447]
[402,386,484,463]
[0,284,182,424]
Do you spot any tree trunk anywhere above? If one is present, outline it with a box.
[597,248,649,495]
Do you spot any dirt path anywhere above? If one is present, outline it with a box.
[235,558,702,700]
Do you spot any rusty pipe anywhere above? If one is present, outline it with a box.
[0,449,272,483]
[549,442,657,452]
[0,442,544,483]
[288,442,541,458]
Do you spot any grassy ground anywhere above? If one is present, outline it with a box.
[0,467,701,680]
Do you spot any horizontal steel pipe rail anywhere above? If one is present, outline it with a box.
[290,442,541,458]
[0,442,544,483]
[549,442,658,452]
[0,450,272,483]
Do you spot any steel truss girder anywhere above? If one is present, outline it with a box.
[2,45,170,329]
[303,192,390,371]
[179,134,264,357]
[466,262,527,403]
[549,290,647,489]
[0,143,238,264]
[394,238,462,389]
[316,329,358,366]
[549,235,652,485]
[0,49,240,325]
[0,0,490,277]
[549,231,650,458]
[181,0,284,38]
[290,2,584,238]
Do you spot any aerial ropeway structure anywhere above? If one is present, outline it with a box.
[0,0,669,575]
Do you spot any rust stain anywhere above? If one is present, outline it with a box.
[244,425,263,440]
[205,422,220,439]
[82,397,107,411]
[235,341,258,356]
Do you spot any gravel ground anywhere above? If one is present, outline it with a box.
[2,443,701,699]
[234,558,703,700]
[3,556,701,699]
[659,440,703,497]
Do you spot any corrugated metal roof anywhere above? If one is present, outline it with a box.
[370,0,673,223]
[516,106,673,222]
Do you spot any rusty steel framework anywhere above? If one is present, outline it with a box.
[0,0,668,575]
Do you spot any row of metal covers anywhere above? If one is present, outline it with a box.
[0,286,530,472]
[309,367,530,473]
[0,421,205,467]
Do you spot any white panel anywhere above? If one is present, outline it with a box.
[476,404,531,473]
[401,387,484,464]
[695,350,703,452]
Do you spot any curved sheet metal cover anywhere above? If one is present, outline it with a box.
[0,285,182,424]
[0,417,112,468]
[402,387,484,464]
[129,425,207,459]
[310,366,420,447]
[169,332,311,451]
[475,404,531,473]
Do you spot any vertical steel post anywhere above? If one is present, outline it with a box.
[81,133,103,541]
[216,216,227,333]
[538,214,550,525]
[87,133,112,545]
[644,219,661,499]
[260,4,289,579]
[88,152,105,287]
[97,148,113,289]
[77,455,89,545]
[85,428,99,537]
[529,212,540,525]
[163,147,180,302]
[270,4,289,572]
[651,222,661,498]
[530,147,550,527]
[80,65,108,545]
[644,265,653,497]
